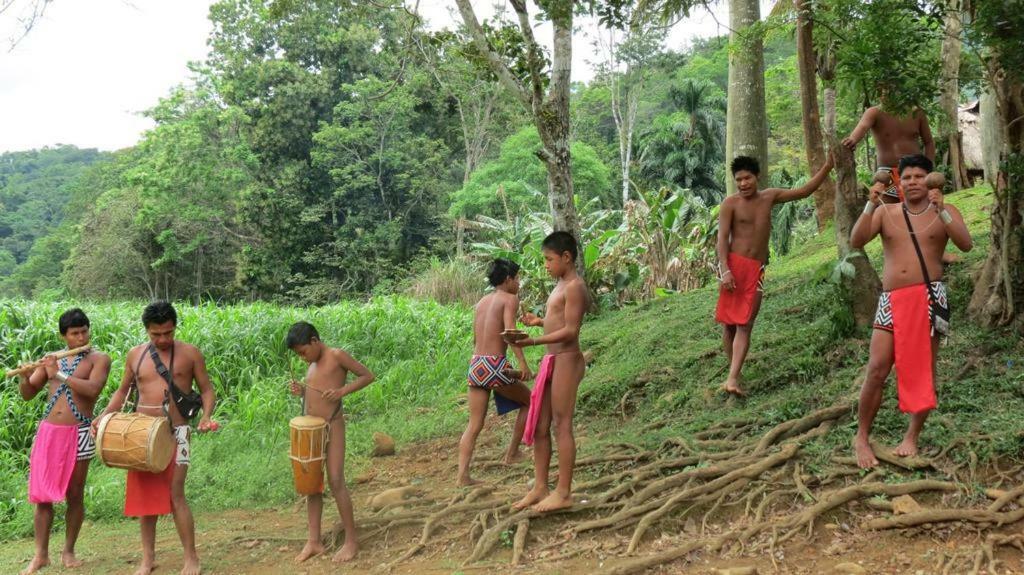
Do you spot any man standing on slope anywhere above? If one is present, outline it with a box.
[716,153,835,396]
[850,154,972,468]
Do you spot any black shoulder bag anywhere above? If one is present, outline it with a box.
[148,343,203,420]
[900,205,951,336]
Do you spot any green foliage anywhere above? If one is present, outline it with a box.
[450,127,612,219]
[637,79,726,203]
[0,296,474,540]
[0,146,106,264]
[818,0,943,116]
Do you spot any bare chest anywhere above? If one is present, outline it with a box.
[732,200,772,228]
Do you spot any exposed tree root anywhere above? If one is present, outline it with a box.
[626,444,800,552]
[865,505,1024,530]
[369,401,1024,572]
[598,479,954,575]
[510,519,529,565]
[751,403,850,454]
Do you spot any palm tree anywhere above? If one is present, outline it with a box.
[637,79,726,203]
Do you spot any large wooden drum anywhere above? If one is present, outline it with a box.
[290,415,328,495]
[96,413,175,473]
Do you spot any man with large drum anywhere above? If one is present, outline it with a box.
[93,301,216,575]
[17,308,111,575]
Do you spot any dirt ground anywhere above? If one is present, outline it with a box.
[5,415,1024,575]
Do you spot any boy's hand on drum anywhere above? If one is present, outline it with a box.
[289,380,303,396]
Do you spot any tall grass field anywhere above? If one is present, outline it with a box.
[0,297,479,541]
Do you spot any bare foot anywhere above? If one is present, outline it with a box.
[132,560,155,575]
[62,550,84,568]
[512,486,548,511]
[532,491,573,513]
[332,541,358,563]
[180,555,201,575]
[854,436,879,469]
[457,476,484,487]
[20,555,48,575]
[721,378,747,397]
[294,541,325,563]
[894,436,919,458]
[503,451,528,465]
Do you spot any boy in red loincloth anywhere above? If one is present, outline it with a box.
[716,154,835,396]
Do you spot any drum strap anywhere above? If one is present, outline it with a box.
[128,348,171,425]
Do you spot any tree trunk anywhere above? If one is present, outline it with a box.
[968,70,1024,328]
[455,0,583,276]
[796,0,835,229]
[980,86,1001,185]
[939,0,971,190]
[829,134,882,326]
[725,0,768,194]
[541,9,585,277]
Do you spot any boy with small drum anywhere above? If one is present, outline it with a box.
[286,321,375,564]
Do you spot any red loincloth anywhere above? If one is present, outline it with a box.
[715,253,765,326]
[890,283,937,414]
[125,461,175,517]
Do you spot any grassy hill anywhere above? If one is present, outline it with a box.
[576,184,1022,471]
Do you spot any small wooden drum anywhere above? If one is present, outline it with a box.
[290,415,328,495]
[96,412,175,473]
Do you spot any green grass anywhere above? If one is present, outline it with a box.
[0,297,485,541]
[576,184,1024,470]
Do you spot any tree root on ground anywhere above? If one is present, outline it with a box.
[368,401,1024,572]
[598,479,955,575]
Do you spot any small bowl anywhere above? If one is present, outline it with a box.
[502,330,528,343]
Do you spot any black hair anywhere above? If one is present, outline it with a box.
[58,308,89,335]
[487,258,521,287]
[541,231,578,262]
[286,321,320,348]
[898,154,933,175]
[730,156,760,176]
[142,301,177,328]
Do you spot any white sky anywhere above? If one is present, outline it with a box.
[0,0,771,154]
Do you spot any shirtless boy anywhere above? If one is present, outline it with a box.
[507,231,587,512]
[287,321,375,563]
[850,154,972,468]
[19,309,111,575]
[458,258,534,486]
[716,154,835,396]
[94,301,216,575]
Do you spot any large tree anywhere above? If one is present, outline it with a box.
[939,0,970,190]
[724,0,768,194]
[453,0,584,272]
[795,0,835,229]
[593,7,666,205]
[967,0,1024,329]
